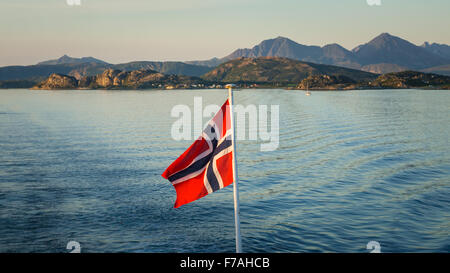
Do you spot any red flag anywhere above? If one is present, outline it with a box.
[162,99,234,208]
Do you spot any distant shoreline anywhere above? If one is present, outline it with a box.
[1,87,448,92]
[4,58,450,91]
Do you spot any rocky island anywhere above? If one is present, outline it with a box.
[297,75,359,90]
[32,69,211,90]
[31,57,450,90]
[368,71,450,89]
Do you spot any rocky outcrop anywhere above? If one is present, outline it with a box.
[32,69,208,90]
[93,69,125,87]
[83,69,178,89]
[297,75,357,90]
[370,71,450,89]
[295,71,450,90]
[32,73,78,89]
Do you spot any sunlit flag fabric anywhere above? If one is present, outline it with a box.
[162,99,234,208]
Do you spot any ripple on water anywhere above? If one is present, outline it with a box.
[0,89,449,252]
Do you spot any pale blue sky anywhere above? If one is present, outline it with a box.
[0,0,449,66]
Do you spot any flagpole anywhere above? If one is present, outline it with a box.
[227,84,242,253]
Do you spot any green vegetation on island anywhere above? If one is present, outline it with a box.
[201,57,377,84]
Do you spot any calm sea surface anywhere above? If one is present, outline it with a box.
[0,89,449,253]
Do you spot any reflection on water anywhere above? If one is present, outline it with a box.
[0,89,449,252]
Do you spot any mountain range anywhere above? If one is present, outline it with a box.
[421,42,450,60]
[188,33,450,75]
[37,55,109,66]
[1,32,450,88]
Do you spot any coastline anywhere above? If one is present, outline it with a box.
[26,85,450,91]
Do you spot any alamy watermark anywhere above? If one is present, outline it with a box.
[66,241,81,253]
[66,0,81,6]
[366,241,381,253]
[171,97,279,152]
[366,0,381,6]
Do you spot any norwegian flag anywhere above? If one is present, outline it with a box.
[162,99,234,208]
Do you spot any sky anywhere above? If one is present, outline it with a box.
[0,0,449,66]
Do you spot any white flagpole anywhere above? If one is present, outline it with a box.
[227,85,242,253]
